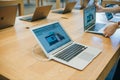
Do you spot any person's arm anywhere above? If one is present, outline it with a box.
[95,3,120,13]
[102,7,120,13]
[104,22,120,37]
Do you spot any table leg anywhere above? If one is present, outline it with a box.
[17,0,24,16]
[56,0,60,9]
[36,0,39,7]
[27,0,30,4]
[41,0,43,6]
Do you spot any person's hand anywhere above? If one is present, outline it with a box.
[104,23,118,37]
[95,3,104,12]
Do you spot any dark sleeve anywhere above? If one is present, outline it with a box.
[112,58,120,80]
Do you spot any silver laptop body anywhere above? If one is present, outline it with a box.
[31,21,102,70]
[83,5,106,35]
[105,12,120,22]
[20,5,52,22]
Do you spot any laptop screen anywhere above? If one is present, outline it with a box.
[105,12,113,20]
[84,5,96,30]
[32,22,71,53]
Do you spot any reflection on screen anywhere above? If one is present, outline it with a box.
[33,22,71,53]
[45,32,65,46]
[84,5,96,30]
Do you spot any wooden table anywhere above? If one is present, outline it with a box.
[0,10,120,80]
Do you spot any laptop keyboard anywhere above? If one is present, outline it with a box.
[55,44,87,62]
[89,23,105,31]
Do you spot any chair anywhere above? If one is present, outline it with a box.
[0,0,24,16]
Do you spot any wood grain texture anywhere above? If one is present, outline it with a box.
[0,10,120,80]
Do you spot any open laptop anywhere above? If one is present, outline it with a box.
[105,12,120,22]
[52,2,76,14]
[0,5,17,29]
[20,5,52,22]
[31,21,102,70]
[83,5,106,35]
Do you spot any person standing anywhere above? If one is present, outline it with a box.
[96,3,120,80]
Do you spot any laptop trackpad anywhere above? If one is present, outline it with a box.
[68,52,95,70]
[78,52,95,62]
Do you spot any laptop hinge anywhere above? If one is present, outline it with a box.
[86,24,95,31]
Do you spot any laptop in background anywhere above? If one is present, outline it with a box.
[20,5,52,22]
[105,12,120,22]
[0,5,17,29]
[31,21,102,70]
[52,2,76,14]
[83,5,106,35]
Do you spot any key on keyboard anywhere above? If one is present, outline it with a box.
[89,23,105,31]
[55,44,87,62]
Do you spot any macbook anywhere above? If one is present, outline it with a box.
[31,21,102,70]
[83,5,106,35]
[0,5,17,29]
[105,12,120,22]
[20,5,52,22]
[52,2,76,14]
